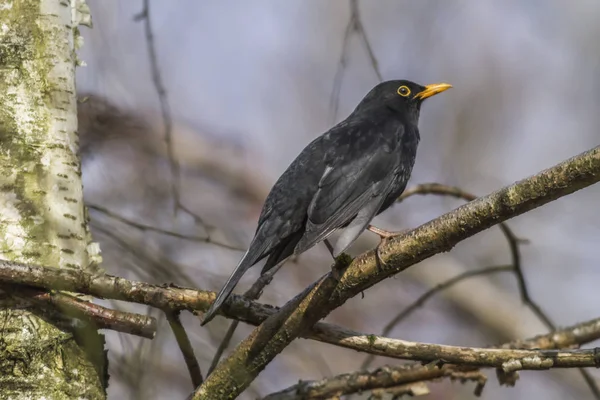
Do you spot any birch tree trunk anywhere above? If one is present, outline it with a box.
[0,0,105,398]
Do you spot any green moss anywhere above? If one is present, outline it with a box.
[334,252,353,269]
[367,334,377,346]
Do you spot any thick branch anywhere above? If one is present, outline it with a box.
[196,146,600,398]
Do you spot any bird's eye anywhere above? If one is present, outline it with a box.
[397,86,411,97]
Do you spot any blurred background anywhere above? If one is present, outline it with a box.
[77,1,600,398]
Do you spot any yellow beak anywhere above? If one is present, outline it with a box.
[414,82,452,100]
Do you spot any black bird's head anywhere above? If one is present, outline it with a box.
[352,79,452,123]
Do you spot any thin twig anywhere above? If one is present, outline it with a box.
[396,183,599,398]
[329,9,354,124]
[88,203,244,252]
[135,0,180,213]
[351,0,382,81]
[360,265,513,369]
[207,263,284,375]
[330,0,382,124]
[165,310,203,388]
[7,286,157,338]
[135,0,227,248]
[91,222,196,285]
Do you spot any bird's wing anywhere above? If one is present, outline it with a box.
[295,123,401,254]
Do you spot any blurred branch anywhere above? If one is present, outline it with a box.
[88,203,244,252]
[360,264,513,369]
[330,0,382,123]
[196,146,600,398]
[135,0,180,213]
[165,311,203,388]
[7,286,157,339]
[135,0,228,247]
[91,222,195,285]
[351,0,382,81]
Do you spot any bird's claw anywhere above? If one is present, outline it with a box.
[374,237,390,271]
[368,226,410,271]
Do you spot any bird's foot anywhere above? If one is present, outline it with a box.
[367,225,409,269]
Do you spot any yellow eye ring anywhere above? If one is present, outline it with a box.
[397,86,411,97]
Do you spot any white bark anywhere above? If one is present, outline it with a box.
[0,1,104,398]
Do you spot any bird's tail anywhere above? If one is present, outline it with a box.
[201,250,255,326]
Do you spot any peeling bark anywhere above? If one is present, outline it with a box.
[0,1,104,398]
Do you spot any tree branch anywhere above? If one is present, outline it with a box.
[196,145,600,398]
[4,286,157,339]
[88,203,244,252]
[264,314,600,400]
[165,310,203,388]
[330,0,382,124]
[2,258,600,364]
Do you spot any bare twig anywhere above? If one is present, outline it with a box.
[165,310,203,388]
[135,0,228,248]
[195,146,600,398]
[135,0,180,213]
[330,0,382,124]
[329,9,354,124]
[91,222,195,285]
[360,265,513,369]
[207,263,284,375]
[351,0,382,81]
[88,203,244,251]
[7,286,157,339]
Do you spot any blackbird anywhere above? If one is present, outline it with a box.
[201,80,451,325]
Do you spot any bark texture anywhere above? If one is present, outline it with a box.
[0,1,104,398]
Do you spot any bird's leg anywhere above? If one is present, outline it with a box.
[367,225,409,268]
[324,239,335,259]
[323,239,352,280]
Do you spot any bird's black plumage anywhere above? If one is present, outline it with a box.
[202,79,451,325]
